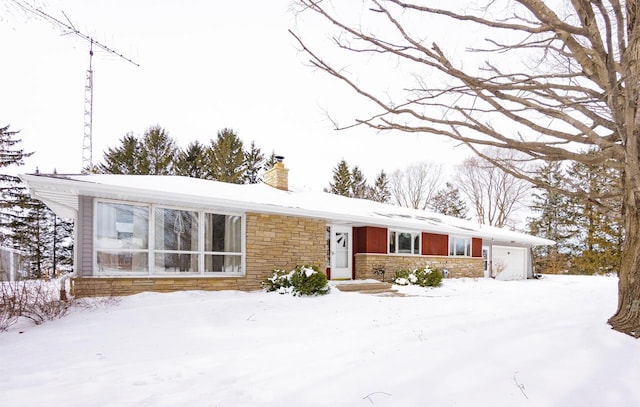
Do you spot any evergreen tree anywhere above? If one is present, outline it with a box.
[243,141,265,184]
[0,124,33,243]
[98,133,143,174]
[206,128,245,183]
[139,125,179,175]
[99,126,179,175]
[328,159,352,197]
[51,215,74,274]
[368,170,391,203]
[9,194,50,278]
[431,182,469,219]
[265,151,278,170]
[176,140,208,178]
[351,166,367,198]
[527,162,573,274]
[566,157,622,275]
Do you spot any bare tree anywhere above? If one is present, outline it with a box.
[456,150,531,228]
[389,161,443,210]
[292,0,640,336]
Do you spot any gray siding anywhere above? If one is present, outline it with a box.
[77,196,94,276]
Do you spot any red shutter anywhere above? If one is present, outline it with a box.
[353,227,387,254]
[472,237,483,257]
[422,232,449,256]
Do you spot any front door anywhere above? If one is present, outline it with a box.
[482,246,490,278]
[329,225,352,280]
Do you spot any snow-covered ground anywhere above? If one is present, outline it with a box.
[1,275,638,407]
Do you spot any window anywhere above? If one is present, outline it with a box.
[96,202,149,273]
[449,236,471,257]
[94,200,244,276]
[204,213,242,273]
[154,208,199,273]
[389,230,420,255]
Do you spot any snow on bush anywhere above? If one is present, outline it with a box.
[262,265,330,296]
[394,266,443,288]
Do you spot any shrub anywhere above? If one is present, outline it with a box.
[1,279,73,331]
[263,265,330,296]
[262,269,292,294]
[394,266,443,288]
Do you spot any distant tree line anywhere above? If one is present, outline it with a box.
[97,125,277,183]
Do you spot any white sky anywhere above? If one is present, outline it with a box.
[1,0,472,191]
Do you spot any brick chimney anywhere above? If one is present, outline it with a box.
[264,155,289,191]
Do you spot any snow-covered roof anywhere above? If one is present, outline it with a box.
[20,173,554,246]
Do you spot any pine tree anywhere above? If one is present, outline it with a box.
[265,151,278,170]
[431,182,469,219]
[176,140,208,178]
[51,216,74,274]
[9,194,50,278]
[527,162,573,274]
[206,128,245,183]
[243,141,265,184]
[0,125,33,246]
[368,170,391,203]
[565,157,622,275]
[329,159,352,197]
[98,133,143,174]
[351,166,367,198]
[139,125,179,175]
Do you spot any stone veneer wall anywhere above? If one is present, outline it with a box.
[355,253,484,280]
[72,212,327,297]
[244,212,326,280]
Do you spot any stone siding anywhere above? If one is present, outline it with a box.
[71,276,259,297]
[355,253,484,280]
[244,212,326,278]
[73,212,327,297]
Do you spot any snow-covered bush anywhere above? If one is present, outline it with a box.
[263,265,330,296]
[394,267,443,288]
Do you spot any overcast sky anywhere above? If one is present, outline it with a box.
[1,0,472,190]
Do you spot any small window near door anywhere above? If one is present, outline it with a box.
[389,230,420,255]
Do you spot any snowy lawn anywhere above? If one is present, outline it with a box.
[1,275,638,407]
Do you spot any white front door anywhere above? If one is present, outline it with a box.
[330,225,352,280]
[482,246,490,278]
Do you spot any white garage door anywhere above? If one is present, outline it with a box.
[492,246,527,280]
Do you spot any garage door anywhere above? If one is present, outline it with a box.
[492,246,527,280]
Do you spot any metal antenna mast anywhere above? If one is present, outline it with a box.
[32,9,139,173]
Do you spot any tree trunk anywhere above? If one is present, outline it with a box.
[609,4,640,337]
[608,184,640,337]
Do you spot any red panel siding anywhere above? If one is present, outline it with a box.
[472,237,482,258]
[422,232,448,256]
[353,227,387,254]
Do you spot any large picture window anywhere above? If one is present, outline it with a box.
[94,200,244,276]
[449,236,471,257]
[389,230,420,255]
[96,202,149,273]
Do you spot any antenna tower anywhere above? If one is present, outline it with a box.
[33,9,139,173]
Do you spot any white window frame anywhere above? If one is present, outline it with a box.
[93,199,245,277]
[388,229,421,255]
[94,200,150,276]
[202,212,244,274]
[449,236,472,257]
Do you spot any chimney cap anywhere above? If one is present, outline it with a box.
[275,155,285,162]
